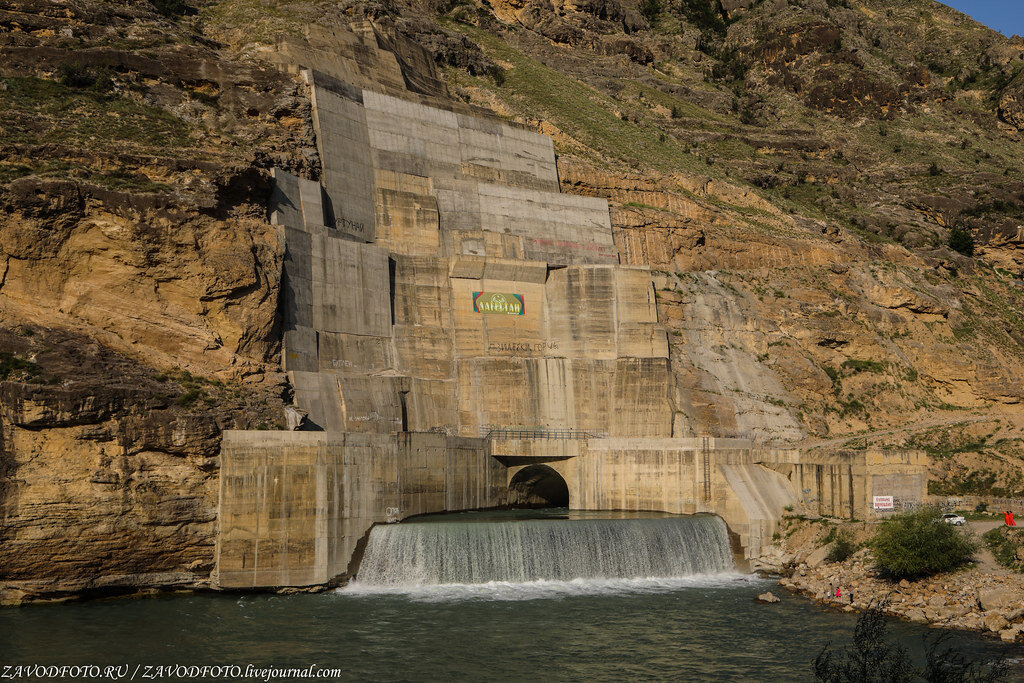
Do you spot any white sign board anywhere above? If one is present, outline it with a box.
[873,496,894,510]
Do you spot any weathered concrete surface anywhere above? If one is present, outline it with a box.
[216,430,506,588]
[307,71,615,264]
[502,439,928,561]
[266,71,675,441]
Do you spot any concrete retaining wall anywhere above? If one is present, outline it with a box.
[500,439,928,561]
[216,430,506,588]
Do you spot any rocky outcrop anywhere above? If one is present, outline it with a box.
[0,175,284,376]
[999,71,1024,131]
[780,553,1024,642]
[0,327,288,605]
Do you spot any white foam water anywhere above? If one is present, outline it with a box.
[340,514,739,602]
[339,572,756,603]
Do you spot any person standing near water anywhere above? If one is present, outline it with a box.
[1006,510,1017,526]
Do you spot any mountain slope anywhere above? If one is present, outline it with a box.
[3,0,1024,601]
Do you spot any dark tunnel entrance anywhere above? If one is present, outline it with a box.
[508,465,570,508]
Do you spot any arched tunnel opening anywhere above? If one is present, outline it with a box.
[509,464,569,508]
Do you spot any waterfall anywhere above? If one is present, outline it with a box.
[354,515,734,587]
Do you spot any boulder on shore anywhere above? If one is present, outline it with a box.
[805,546,830,568]
[978,588,1020,612]
[756,591,781,604]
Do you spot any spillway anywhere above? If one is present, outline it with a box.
[354,514,734,587]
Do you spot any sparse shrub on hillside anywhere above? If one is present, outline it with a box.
[0,352,39,382]
[948,226,975,256]
[58,65,113,93]
[678,0,727,38]
[174,388,205,407]
[640,0,663,22]
[826,530,859,563]
[869,509,978,580]
[710,47,748,83]
[150,0,196,18]
[841,359,886,374]
[487,64,505,86]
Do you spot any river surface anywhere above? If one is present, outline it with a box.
[2,510,1021,681]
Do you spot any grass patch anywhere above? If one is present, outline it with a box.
[447,23,717,175]
[0,159,173,193]
[198,0,313,43]
[904,425,989,460]
[155,368,229,409]
[0,76,192,151]
[983,527,1024,572]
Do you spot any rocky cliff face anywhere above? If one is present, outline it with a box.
[0,325,286,604]
[0,0,302,603]
[3,0,1024,601]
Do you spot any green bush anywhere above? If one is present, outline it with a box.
[826,530,859,563]
[57,65,113,92]
[150,0,196,18]
[948,226,975,256]
[841,359,886,374]
[0,352,39,381]
[869,509,978,580]
[173,388,203,406]
[639,0,662,21]
[679,0,727,38]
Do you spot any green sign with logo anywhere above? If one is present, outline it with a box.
[473,292,525,315]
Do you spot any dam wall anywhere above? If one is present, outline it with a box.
[217,432,929,584]
[213,64,930,589]
[273,69,672,440]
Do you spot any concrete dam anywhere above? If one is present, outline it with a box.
[214,69,927,590]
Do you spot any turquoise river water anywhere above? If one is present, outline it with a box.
[1,510,1021,681]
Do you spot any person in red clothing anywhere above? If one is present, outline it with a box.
[1008,510,1017,527]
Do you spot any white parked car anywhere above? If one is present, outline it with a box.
[941,513,966,526]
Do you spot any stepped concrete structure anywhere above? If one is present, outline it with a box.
[214,70,928,589]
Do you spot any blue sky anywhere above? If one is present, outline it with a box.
[940,1,1023,37]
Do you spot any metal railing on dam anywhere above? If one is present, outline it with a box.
[480,427,607,440]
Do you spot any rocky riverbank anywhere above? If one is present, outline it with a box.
[757,518,1024,643]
